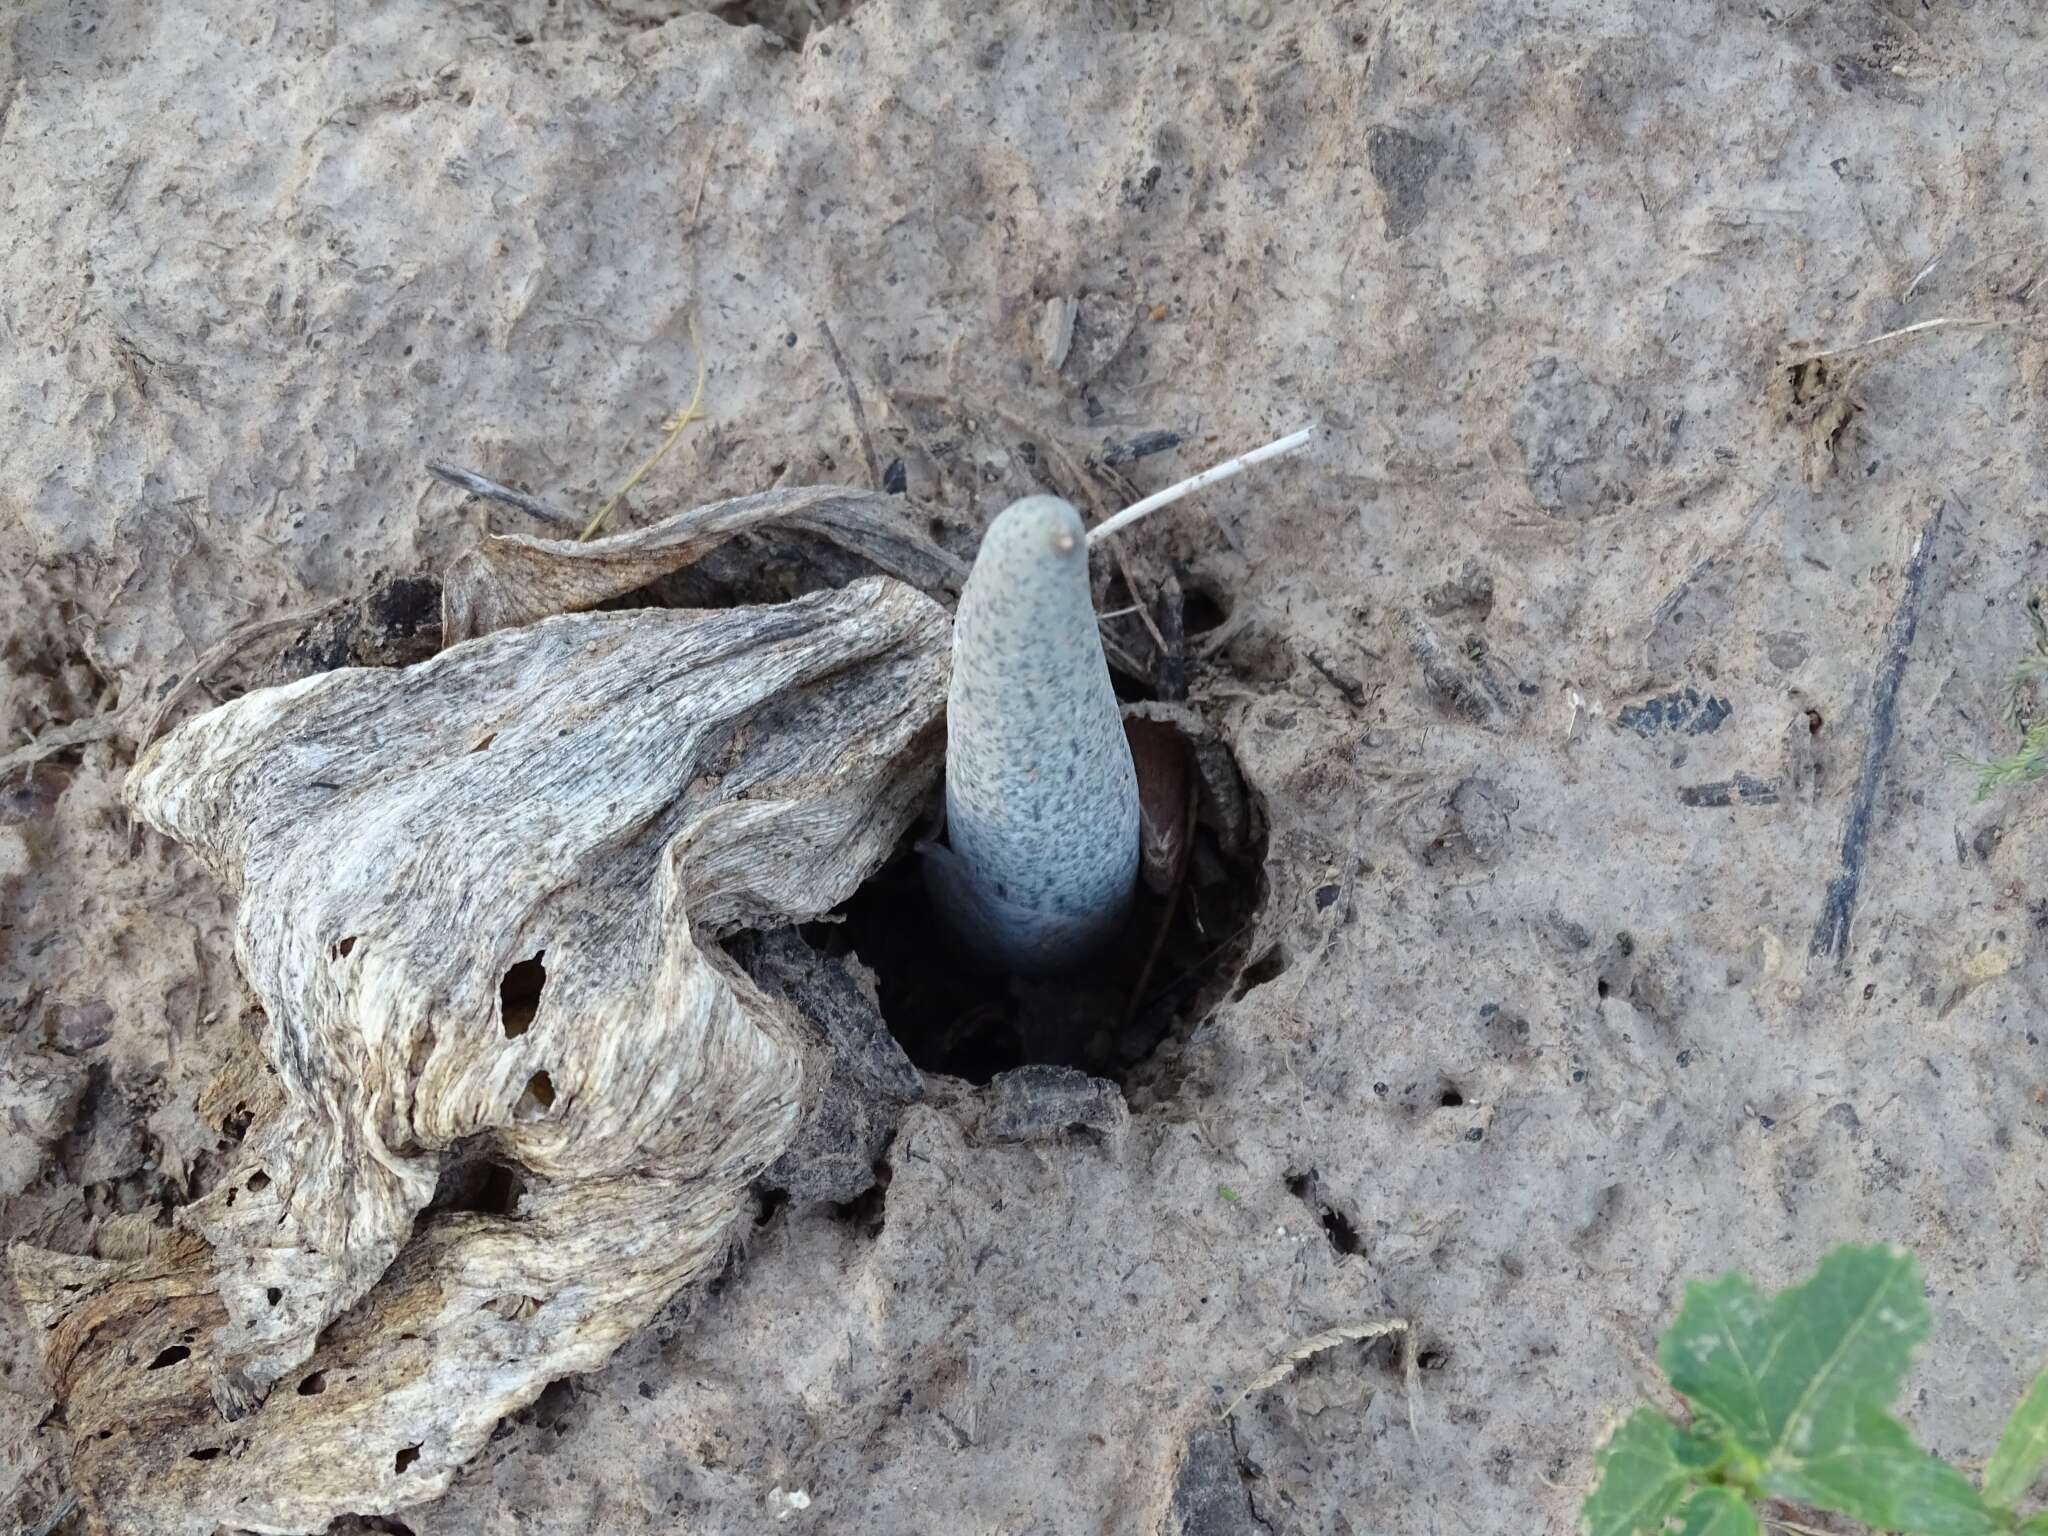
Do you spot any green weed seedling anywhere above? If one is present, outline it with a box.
[1582,1245,2048,1536]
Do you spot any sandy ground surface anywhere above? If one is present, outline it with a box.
[5,1,2048,1532]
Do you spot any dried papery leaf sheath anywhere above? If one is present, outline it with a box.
[927,496,1141,974]
[11,577,948,1535]
[442,483,965,643]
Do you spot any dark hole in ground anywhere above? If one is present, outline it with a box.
[1438,1087,1465,1108]
[394,1444,421,1474]
[701,2,864,43]
[807,728,1266,1086]
[1319,1203,1363,1255]
[499,951,546,1038]
[149,1345,191,1370]
[298,1370,326,1396]
[1181,587,1228,636]
[1231,944,1287,1001]
[188,1446,223,1461]
[529,1377,579,1433]
[829,1176,888,1240]
[1284,1169,1365,1257]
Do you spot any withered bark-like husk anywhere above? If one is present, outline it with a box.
[11,576,949,1535]
[441,484,967,643]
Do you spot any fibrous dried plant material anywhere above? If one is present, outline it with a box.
[1399,607,1505,726]
[10,576,950,1535]
[1770,347,1867,491]
[441,483,967,644]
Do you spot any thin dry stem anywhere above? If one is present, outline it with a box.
[818,316,882,492]
[427,463,577,528]
[1088,426,1315,545]
[0,715,128,779]
[1221,1316,1416,1435]
[1787,314,2026,366]
[580,317,708,541]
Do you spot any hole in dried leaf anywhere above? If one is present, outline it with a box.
[500,952,547,1038]
[247,1170,270,1192]
[332,936,356,960]
[188,1446,223,1462]
[810,722,1265,1089]
[149,1345,191,1370]
[297,1371,326,1396]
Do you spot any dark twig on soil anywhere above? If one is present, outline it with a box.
[1808,498,1948,967]
[817,317,882,492]
[427,463,578,529]
[1678,773,1781,808]
[1098,429,1184,468]
[27,1490,81,1536]
[1306,649,1367,707]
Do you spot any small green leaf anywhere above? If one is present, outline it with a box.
[1659,1246,2000,1536]
[1985,1365,2048,1508]
[1671,1487,1759,1536]
[1217,1185,1239,1203]
[1765,1401,2000,1536]
[2018,1512,2048,1535]
[1581,1410,1705,1536]
[1658,1271,1777,1449]
[1659,1245,1928,1459]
